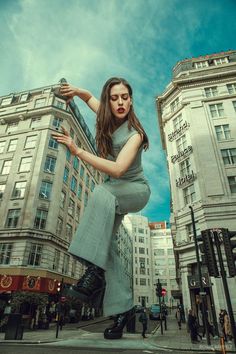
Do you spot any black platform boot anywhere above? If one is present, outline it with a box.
[64,265,106,308]
[104,307,135,339]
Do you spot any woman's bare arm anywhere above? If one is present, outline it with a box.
[60,83,100,113]
[52,127,143,178]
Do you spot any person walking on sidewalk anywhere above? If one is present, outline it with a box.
[139,308,148,338]
[52,78,150,340]
[187,309,199,344]
[175,307,182,330]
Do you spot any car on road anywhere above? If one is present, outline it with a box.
[149,304,161,320]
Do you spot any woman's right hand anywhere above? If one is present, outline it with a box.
[59,83,78,105]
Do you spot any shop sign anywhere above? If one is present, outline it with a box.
[187,274,210,289]
[176,170,195,188]
[171,145,193,164]
[168,121,190,142]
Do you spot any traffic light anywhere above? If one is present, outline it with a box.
[161,288,167,297]
[222,229,236,277]
[201,230,219,277]
[156,282,162,298]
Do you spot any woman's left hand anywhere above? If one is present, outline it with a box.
[52,126,82,156]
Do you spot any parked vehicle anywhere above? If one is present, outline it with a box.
[149,304,161,320]
[135,305,144,313]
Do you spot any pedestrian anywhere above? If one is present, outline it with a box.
[223,310,232,342]
[139,308,148,338]
[219,309,225,338]
[52,78,150,340]
[187,309,199,344]
[175,307,182,330]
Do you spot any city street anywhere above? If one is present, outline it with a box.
[1,313,235,354]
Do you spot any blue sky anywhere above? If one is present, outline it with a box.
[0,0,236,222]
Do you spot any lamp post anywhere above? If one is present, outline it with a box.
[189,206,210,346]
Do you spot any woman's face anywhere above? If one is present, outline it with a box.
[109,83,132,121]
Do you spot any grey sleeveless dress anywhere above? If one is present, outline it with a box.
[69,120,151,316]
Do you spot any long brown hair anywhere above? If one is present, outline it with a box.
[96,77,149,158]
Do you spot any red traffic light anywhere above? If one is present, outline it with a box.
[161,288,167,296]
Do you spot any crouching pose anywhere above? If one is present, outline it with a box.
[52,77,151,339]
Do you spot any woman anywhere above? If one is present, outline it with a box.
[52,77,151,339]
[187,309,199,344]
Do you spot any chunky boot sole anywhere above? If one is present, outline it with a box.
[104,307,135,340]
[63,284,105,308]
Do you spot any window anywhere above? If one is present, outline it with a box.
[0,243,13,264]
[34,98,46,108]
[60,191,66,208]
[1,97,13,106]
[84,191,88,206]
[68,198,75,216]
[140,278,146,286]
[53,249,60,271]
[205,87,218,97]
[44,156,56,173]
[168,259,175,265]
[0,184,6,199]
[19,156,32,172]
[180,158,191,177]
[227,83,236,94]
[173,114,183,130]
[214,57,228,65]
[228,176,236,194]
[5,209,20,228]
[209,103,224,118]
[138,228,144,234]
[233,101,236,112]
[176,135,187,152]
[85,174,90,188]
[62,253,70,274]
[8,139,18,152]
[66,224,73,242]
[91,180,95,191]
[6,122,18,133]
[70,128,75,138]
[39,181,52,199]
[194,61,208,69]
[70,176,77,193]
[77,184,83,200]
[34,209,48,229]
[25,135,37,149]
[71,258,76,277]
[12,181,27,198]
[80,165,85,178]
[1,160,12,175]
[54,99,66,110]
[52,117,63,128]
[215,125,231,141]
[56,218,63,236]
[66,148,71,161]
[0,141,5,153]
[183,184,196,205]
[170,97,180,112]
[48,136,58,149]
[139,247,145,254]
[139,236,145,243]
[76,205,80,221]
[31,117,41,128]
[20,93,29,102]
[63,167,69,183]
[28,243,42,266]
[154,249,165,256]
[186,221,201,240]
[73,157,79,170]
[221,149,236,165]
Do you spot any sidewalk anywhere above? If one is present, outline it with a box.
[0,313,235,353]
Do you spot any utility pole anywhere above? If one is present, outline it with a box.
[189,206,211,346]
